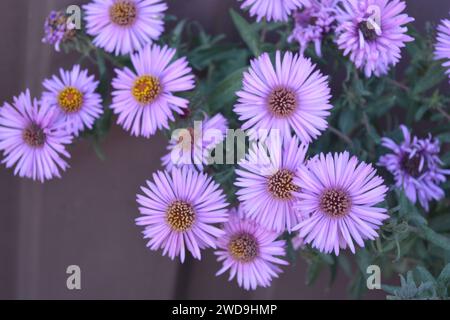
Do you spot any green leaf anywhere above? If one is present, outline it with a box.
[305,259,323,286]
[229,9,260,56]
[429,214,450,233]
[169,19,187,49]
[397,190,427,225]
[207,67,246,111]
[415,266,436,284]
[337,255,353,277]
[411,63,447,95]
[437,263,450,286]
[417,224,450,251]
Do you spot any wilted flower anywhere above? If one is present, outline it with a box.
[42,10,77,52]
[135,167,229,262]
[288,0,340,57]
[379,125,450,211]
[335,0,414,77]
[294,152,388,255]
[215,207,288,290]
[0,90,72,182]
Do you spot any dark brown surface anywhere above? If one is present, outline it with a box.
[0,0,448,299]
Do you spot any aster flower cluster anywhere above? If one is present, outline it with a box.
[2,0,450,296]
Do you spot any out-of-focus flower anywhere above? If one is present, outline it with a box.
[291,233,305,250]
[42,65,103,136]
[110,44,195,138]
[435,14,450,83]
[288,0,340,57]
[379,125,450,211]
[215,206,288,290]
[234,51,332,143]
[83,0,167,56]
[235,135,308,232]
[0,90,72,182]
[294,152,388,255]
[135,167,229,262]
[42,10,77,52]
[335,0,414,77]
[239,0,310,22]
[161,113,228,171]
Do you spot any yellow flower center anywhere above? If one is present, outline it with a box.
[228,233,259,263]
[109,0,137,27]
[268,169,298,200]
[58,86,84,113]
[132,75,162,105]
[166,201,196,232]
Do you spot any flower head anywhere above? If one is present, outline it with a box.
[435,14,450,83]
[294,152,388,255]
[0,90,73,182]
[135,167,229,262]
[215,206,288,290]
[379,125,450,211]
[335,0,414,77]
[234,51,332,143]
[110,44,195,138]
[42,10,77,52]
[161,113,228,171]
[235,135,308,232]
[42,65,103,136]
[240,0,310,22]
[288,0,340,57]
[83,0,167,56]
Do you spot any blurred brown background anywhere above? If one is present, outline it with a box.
[0,0,447,300]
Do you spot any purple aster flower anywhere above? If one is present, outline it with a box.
[335,0,414,77]
[42,65,103,136]
[83,0,167,56]
[234,51,332,143]
[110,44,195,138]
[161,113,229,171]
[215,206,288,290]
[135,167,229,262]
[294,152,388,255]
[239,0,310,22]
[42,10,77,52]
[235,135,309,232]
[288,0,340,57]
[379,125,450,211]
[0,90,73,182]
[435,14,450,83]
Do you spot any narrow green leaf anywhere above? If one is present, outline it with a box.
[208,67,247,111]
[437,263,450,285]
[417,224,450,251]
[229,9,260,56]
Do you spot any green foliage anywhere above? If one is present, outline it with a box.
[383,263,450,299]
